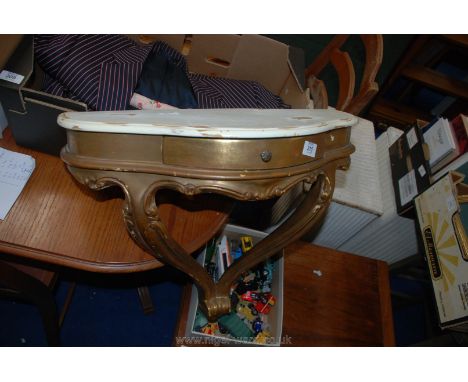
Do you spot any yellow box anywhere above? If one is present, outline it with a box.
[415,172,468,331]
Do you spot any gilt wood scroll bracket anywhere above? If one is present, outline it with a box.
[59,109,357,321]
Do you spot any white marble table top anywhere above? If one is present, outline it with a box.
[58,109,358,139]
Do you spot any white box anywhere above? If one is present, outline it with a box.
[182,224,284,346]
[268,117,384,248]
[339,127,419,263]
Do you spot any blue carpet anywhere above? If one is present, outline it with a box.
[0,267,185,346]
[2,259,456,347]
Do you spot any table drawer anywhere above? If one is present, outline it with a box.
[163,130,348,170]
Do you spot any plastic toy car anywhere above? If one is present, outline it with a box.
[256,261,274,286]
[255,293,276,314]
[241,291,276,314]
[236,300,259,321]
[235,279,259,295]
[240,290,261,302]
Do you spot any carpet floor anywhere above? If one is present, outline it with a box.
[0,266,186,346]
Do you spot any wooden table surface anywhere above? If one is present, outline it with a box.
[174,240,395,346]
[0,129,231,273]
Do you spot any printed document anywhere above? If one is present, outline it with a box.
[0,147,35,220]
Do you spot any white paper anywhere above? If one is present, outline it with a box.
[406,127,418,150]
[398,169,418,206]
[0,147,35,220]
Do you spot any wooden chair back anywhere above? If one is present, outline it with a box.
[306,35,383,115]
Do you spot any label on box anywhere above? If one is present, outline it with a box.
[0,70,24,85]
[398,169,418,206]
[418,165,427,177]
[406,127,418,150]
[302,141,317,158]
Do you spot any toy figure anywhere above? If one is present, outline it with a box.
[252,317,263,335]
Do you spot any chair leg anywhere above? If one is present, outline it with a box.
[35,291,61,346]
[59,282,76,327]
[137,286,155,315]
[0,261,61,346]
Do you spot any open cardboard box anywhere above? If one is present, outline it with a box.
[181,224,284,346]
[0,34,309,155]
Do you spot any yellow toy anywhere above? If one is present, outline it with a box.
[240,236,253,253]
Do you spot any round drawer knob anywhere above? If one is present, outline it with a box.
[260,150,272,162]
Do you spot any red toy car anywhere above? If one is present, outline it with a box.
[241,291,276,314]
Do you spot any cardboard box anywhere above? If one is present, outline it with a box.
[181,224,284,346]
[389,125,431,217]
[415,172,468,331]
[0,34,309,156]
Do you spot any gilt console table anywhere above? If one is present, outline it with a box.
[59,109,357,321]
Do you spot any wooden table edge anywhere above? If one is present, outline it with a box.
[0,242,163,274]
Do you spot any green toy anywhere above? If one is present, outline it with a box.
[193,310,209,331]
[218,313,254,340]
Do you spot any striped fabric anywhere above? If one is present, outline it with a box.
[35,35,152,111]
[149,41,289,109]
[189,73,289,109]
[34,35,289,111]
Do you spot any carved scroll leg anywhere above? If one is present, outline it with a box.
[71,167,337,322]
[69,170,231,321]
[122,175,231,321]
[216,169,336,299]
